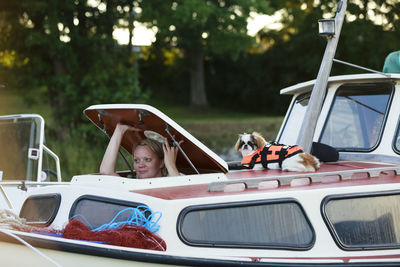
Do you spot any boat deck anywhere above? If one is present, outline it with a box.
[131,161,400,200]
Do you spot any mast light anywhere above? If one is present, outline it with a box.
[318,19,335,37]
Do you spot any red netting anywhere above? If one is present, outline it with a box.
[62,220,166,251]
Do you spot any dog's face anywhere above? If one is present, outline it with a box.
[235,132,267,157]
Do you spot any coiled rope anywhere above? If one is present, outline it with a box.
[0,209,62,267]
[0,209,29,230]
[92,206,162,233]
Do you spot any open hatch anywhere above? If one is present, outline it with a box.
[84,104,228,175]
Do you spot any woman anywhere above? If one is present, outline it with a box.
[99,123,180,178]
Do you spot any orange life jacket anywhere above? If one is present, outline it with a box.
[241,143,304,169]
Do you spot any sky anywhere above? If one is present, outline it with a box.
[114,12,283,46]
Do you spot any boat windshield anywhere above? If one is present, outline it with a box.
[0,116,42,181]
[319,83,393,151]
[278,92,310,145]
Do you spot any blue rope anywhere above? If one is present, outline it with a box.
[92,206,162,233]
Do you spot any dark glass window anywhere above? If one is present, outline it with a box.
[324,193,400,249]
[19,194,61,225]
[69,195,146,230]
[178,200,314,249]
[319,83,393,151]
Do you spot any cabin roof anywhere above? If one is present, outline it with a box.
[130,161,400,200]
[280,73,400,95]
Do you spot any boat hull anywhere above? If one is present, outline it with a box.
[2,231,400,267]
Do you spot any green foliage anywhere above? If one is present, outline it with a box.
[0,0,147,136]
[139,0,271,55]
[138,0,272,108]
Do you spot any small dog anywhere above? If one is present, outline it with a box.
[235,132,320,172]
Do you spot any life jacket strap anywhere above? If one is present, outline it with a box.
[248,153,260,169]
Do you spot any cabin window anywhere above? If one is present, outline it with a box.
[19,194,61,225]
[278,92,310,145]
[319,83,393,151]
[178,199,314,249]
[323,192,400,249]
[69,195,147,230]
[394,117,400,154]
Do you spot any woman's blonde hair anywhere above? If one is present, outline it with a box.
[133,139,168,176]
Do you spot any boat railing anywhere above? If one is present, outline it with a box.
[208,165,400,192]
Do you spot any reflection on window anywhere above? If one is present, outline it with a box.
[179,200,314,249]
[324,193,400,248]
[279,93,310,145]
[320,83,392,151]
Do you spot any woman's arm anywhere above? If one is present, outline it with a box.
[99,123,141,176]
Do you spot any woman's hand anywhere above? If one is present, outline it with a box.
[163,138,183,177]
[115,123,142,135]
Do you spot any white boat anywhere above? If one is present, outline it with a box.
[2,0,400,266]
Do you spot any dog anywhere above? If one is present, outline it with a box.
[235,132,320,172]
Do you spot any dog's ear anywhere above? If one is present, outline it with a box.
[252,132,267,148]
[234,134,243,151]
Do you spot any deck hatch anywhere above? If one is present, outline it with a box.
[19,193,61,225]
[323,191,400,250]
[177,199,315,250]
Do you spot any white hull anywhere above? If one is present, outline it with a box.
[0,241,164,267]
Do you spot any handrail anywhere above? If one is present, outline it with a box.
[42,145,62,182]
[208,165,400,192]
[0,181,69,186]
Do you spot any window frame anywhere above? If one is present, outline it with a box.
[277,92,311,144]
[177,198,315,250]
[393,117,400,155]
[318,82,394,152]
[322,190,400,250]
[19,193,61,226]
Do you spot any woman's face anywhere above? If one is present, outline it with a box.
[133,145,164,179]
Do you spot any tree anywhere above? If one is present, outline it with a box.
[138,0,271,109]
[0,0,146,137]
[256,0,400,79]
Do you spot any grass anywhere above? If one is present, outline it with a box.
[1,89,285,178]
[142,100,284,160]
[0,89,52,118]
